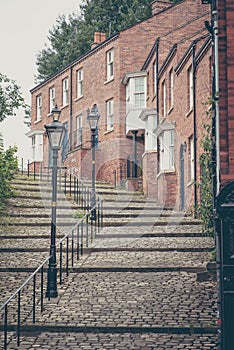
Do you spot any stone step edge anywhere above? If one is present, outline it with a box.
[0,213,190,219]
[0,267,207,273]
[0,233,204,239]
[0,324,218,335]
[0,247,214,253]
[0,221,202,227]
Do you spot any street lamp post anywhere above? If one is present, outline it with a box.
[87,104,100,221]
[44,105,65,298]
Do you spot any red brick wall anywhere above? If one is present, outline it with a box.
[218,0,234,184]
[142,152,158,198]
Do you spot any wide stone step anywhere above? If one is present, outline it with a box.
[32,271,217,328]
[0,236,214,251]
[0,329,218,350]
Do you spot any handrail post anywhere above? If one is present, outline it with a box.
[86,215,89,247]
[4,304,7,350]
[33,275,36,323]
[81,220,84,255]
[59,242,63,285]
[17,291,21,346]
[77,224,80,260]
[41,267,44,313]
[66,236,69,277]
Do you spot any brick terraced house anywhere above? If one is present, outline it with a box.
[28,0,212,210]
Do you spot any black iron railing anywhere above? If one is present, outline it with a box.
[19,160,96,212]
[1,164,104,349]
[0,256,50,349]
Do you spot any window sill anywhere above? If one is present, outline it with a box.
[157,169,175,178]
[168,106,174,115]
[187,180,195,187]
[34,119,42,125]
[104,128,114,135]
[104,77,114,85]
[61,104,69,110]
[74,96,83,102]
[186,108,193,117]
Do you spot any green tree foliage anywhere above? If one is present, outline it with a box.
[198,109,214,237]
[0,73,26,208]
[0,134,18,209]
[0,73,27,123]
[35,0,152,82]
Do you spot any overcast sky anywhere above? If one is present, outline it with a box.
[0,0,82,164]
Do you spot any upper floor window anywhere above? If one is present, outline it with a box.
[36,95,42,121]
[77,68,83,98]
[123,72,147,114]
[134,77,146,107]
[162,80,167,117]
[188,65,193,111]
[49,87,55,113]
[169,69,174,109]
[106,98,114,130]
[153,61,157,95]
[62,78,69,106]
[107,49,114,81]
[159,129,174,171]
[75,115,82,147]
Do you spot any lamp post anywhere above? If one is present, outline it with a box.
[87,104,100,221]
[44,105,65,298]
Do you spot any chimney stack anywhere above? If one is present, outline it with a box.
[151,0,171,15]
[91,32,106,49]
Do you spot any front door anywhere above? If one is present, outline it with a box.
[180,144,185,210]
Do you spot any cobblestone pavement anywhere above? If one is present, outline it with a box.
[0,175,218,349]
[1,332,218,350]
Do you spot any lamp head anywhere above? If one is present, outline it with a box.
[87,104,100,131]
[51,104,61,122]
[45,105,65,150]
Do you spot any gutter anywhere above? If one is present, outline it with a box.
[155,38,160,129]
[192,43,198,218]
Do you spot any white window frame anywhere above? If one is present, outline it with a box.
[169,69,174,109]
[77,68,83,98]
[188,66,193,111]
[32,135,36,159]
[189,135,195,181]
[62,78,69,106]
[162,80,167,117]
[49,87,55,113]
[159,128,174,171]
[107,49,114,81]
[76,115,82,147]
[134,77,146,108]
[106,98,114,130]
[153,61,157,95]
[36,95,42,121]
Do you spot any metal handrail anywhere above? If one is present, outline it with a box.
[57,199,103,284]
[0,255,51,349]
[0,188,103,349]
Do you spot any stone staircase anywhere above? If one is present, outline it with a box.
[0,173,218,349]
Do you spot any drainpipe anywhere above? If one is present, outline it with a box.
[69,66,73,152]
[132,130,138,178]
[155,38,160,176]
[211,0,221,347]
[155,38,160,128]
[192,43,198,218]
[213,3,220,195]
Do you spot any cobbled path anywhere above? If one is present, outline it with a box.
[0,174,218,349]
